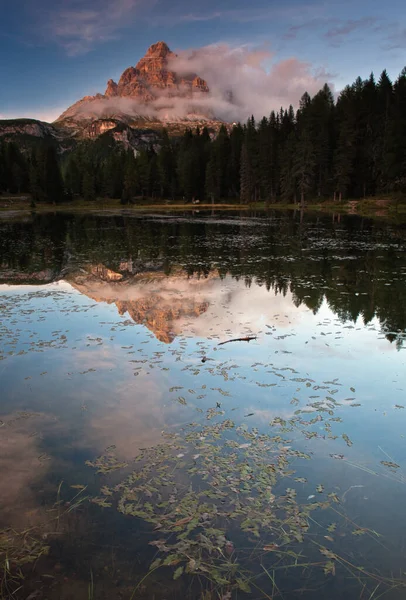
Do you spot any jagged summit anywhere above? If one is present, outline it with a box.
[145,41,172,57]
[55,41,213,126]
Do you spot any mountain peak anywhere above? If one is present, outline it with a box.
[145,41,172,58]
[55,41,215,126]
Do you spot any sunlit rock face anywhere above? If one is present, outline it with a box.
[55,41,215,128]
[0,119,56,139]
[66,265,217,343]
[115,297,209,343]
[109,41,210,100]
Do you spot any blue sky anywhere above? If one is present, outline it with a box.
[1,0,405,122]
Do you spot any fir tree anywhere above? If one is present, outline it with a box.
[240,143,254,204]
[44,146,64,203]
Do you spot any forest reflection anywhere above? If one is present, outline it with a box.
[0,211,405,347]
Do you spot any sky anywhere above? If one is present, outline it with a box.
[0,0,405,122]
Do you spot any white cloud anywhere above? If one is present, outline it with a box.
[168,43,334,121]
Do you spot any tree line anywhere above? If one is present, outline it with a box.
[0,66,405,205]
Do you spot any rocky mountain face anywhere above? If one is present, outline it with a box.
[56,41,215,128]
[0,119,57,141]
[0,116,161,152]
[65,263,216,344]
[104,41,209,100]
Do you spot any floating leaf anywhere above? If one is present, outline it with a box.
[236,578,251,593]
[352,529,367,536]
[324,560,336,576]
[150,558,162,570]
[173,566,184,580]
[342,433,353,447]
[263,544,279,551]
[381,460,400,469]
[319,547,336,560]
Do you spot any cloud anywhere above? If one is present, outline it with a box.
[0,412,58,528]
[283,17,330,40]
[324,17,380,46]
[149,2,325,28]
[381,26,406,51]
[46,0,145,55]
[284,16,382,46]
[65,42,334,123]
[167,43,334,121]
[166,7,279,25]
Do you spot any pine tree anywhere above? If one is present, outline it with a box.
[0,142,6,192]
[333,86,357,201]
[240,143,254,204]
[29,150,44,203]
[122,150,137,203]
[376,70,393,190]
[82,167,96,201]
[294,93,316,206]
[280,132,297,202]
[384,68,406,192]
[205,150,220,203]
[44,146,64,203]
[64,156,81,197]
[148,154,159,198]
[243,117,259,201]
[357,73,378,197]
[5,142,28,193]
[204,125,230,202]
[229,124,244,198]
[309,84,334,198]
[136,150,151,198]
[258,116,271,202]
[157,129,175,198]
[177,130,203,201]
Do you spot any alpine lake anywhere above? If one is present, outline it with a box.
[0,209,406,600]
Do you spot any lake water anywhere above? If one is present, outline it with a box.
[0,210,406,599]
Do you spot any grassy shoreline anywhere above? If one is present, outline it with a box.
[1,194,406,222]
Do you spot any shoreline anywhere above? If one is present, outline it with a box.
[1,196,406,223]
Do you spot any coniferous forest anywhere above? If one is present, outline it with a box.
[0,68,406,205]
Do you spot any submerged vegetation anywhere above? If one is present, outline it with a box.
[85,400,406,598]
[0,529,49,599]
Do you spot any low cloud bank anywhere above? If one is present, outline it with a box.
[168,43,334,121]
[62,43,335,124]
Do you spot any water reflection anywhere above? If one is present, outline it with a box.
[0,211,406,599]
[1,212,405,345]
[0,412,59,528]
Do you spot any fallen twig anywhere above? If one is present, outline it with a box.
[218,336,257,346]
